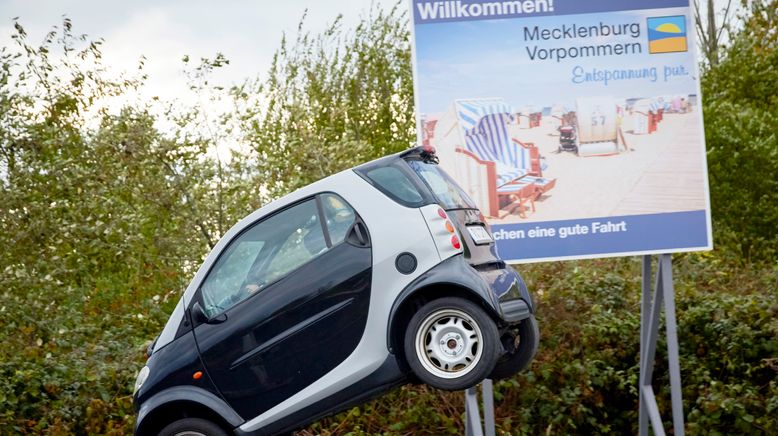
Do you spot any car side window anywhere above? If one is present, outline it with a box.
[407,160,477,210]
[200,199,326,318]
[320,193,356,245]
[363,164,424,206]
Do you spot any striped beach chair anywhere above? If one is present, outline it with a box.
[452,99,556,217]
[464,115,545,183]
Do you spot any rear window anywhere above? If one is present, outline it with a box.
[361,162,426,207]
[407,160,477,210]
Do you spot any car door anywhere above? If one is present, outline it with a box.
[191,194,372,419]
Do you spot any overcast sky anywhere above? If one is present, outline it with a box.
[0,0,732,119]
[0,0,401,103]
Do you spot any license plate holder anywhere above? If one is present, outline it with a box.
[467,225,493,245]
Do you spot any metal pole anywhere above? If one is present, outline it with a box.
[639,255,652,436]
[465,380,496,436]
[482,379,495,436]
[465,386,483,436]
[660,254,685,436]
[641,256,664,390]
[638,254,685,435]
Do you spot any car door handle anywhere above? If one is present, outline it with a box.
[347,221,370,247]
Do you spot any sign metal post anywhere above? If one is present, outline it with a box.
[639,254,685,436]
[464,379,495,436]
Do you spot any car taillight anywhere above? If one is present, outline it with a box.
[420,204,462,259]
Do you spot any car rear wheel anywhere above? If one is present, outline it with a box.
[159,418,228,436]
[489,315,539,380]
[404,297,500,391]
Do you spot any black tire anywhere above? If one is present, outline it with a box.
[489,315,539,380]
[158,418,228,436]
[404,297,500,391]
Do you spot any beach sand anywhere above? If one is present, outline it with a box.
[490,110,708,225]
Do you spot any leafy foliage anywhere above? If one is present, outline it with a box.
[701,0,778,262]
[0,19,214,434]
[0,2,776,435]
[233,4,415,199]
[301,256,777,435]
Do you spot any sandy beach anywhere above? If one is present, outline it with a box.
[490,110,708,224]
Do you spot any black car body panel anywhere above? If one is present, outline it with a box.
[136,385,243,435]
[234,356,406,436]
[193,241,372,419]
[134,329,227,434]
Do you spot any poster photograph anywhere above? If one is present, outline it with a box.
[410,0,713,262]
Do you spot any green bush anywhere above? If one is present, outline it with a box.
[304,255,778,435]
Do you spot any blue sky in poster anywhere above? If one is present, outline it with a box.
[415,7,698,114]
[647,14,687,33]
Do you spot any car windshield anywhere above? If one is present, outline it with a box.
[406,160,477,210]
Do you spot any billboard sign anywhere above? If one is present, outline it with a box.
[410,0,712,263]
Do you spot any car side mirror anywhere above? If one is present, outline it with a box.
[191,302,208,325]
[191,302,227,326]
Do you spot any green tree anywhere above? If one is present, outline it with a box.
[233,5,415,199]
[0,19,222,433]
[702,0,778,262]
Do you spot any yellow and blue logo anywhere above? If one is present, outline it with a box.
[647,16,688,54]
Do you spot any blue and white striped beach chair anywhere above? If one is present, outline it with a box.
[463,113,540,186]
[453,99,556,217]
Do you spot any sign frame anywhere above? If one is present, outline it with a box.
[408,0,713,264]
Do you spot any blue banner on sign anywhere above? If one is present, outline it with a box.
[492,210,709,261]
[412,0,690,24]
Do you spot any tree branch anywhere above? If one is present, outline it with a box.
[715,0,735,44]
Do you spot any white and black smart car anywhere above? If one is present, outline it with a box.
[133,146,538,436]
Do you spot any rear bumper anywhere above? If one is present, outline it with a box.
[499,298,531,323]
[472,263,534,323]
